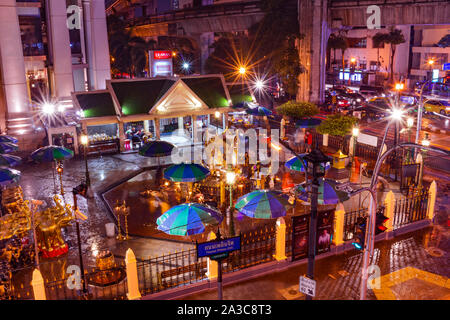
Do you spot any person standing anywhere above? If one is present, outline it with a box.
[305,131,313,153]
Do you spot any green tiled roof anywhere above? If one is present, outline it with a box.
[110,79,175,115]
[75,92,117,118]
[181,77,229,108]
[227,84,253,104]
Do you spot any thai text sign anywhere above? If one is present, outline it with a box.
[197,236,241,258]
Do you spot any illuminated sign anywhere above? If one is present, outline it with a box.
[432,69,439,82]
[149,50,173,77]
[443,63,450,71]
[153,51,172,60]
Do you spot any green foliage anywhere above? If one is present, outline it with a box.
[276,101,319,120]
[373,28,405,82]
[317,114,358,137]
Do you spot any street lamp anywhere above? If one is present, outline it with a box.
[42,103,56,115]
[352,126,359,161]
[80,134,91,194]
[390,108,404,181]
[226,168,236,236]
[238,66,246,75]
[302,148,331,300]
[405,117,414,163]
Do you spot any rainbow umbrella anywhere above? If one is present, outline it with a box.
[156,203,223,236]
[0,167,21,187]
[31,145,74,163]
[0,142,18,154]
[285,154,330,172]
[0,135,18,144]
[295,178,349,205]
[0,154,21,167]
[139,140,176,157]
[164,163,210,182]
[246,106,272,116]
[234,190,292,219]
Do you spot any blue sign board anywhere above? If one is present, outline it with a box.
[197,236,241,258]
[443,63,450,71]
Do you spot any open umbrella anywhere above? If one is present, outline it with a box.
[0,142,18,154]
[245,106,272,116]
[31,145,74,162]
[0,167,21,187]
[139,140,176,158]
[235,190,292,219]
[0,135,18,144]
[295,178,349,205]
[156,203,223,236]
[232,101,251,110]
[285,154,330,172]
[295,118,322,128]
[0,154,21,167]
[164,163,210,183]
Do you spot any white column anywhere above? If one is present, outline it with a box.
[83,0,111,90]
[0,0,31,133]
[48,0,74,99]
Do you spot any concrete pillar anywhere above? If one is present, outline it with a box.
[332,203,345,246]
[280,118,285,139]
[31,269,46,300]
[125,248,141,300]
[47,0,74,99]
[297,0,328,104]
[427,181,437,221]
[273,217,287,261]
[199,32,214,74]
[323,134,329,147]
[206,231,218,280]
[178,116,184,133]
[384,191,395,232]
[0,0,32,134]
[191,115,197,141]
[83,0,111,90]
[144,119,149,134]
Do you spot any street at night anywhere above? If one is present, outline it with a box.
[0,0,449,313]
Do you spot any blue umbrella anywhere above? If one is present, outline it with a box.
[0,142,18,154]
[139,140,176,158]
[164,163,210,182]
[295,118,322,128]
[0,154,21,167]
[156,203,223,236]
[31,145,74,162]
[0,135,18,144]
[235,190,292,219]
[232,101,251,109]
[295,178,349,205]
[285,154,330,172]
[0,167,21,187]
[246,106,272,116]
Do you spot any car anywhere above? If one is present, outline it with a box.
[359,85,386,98]
[331,88,365,107]
[367,97,391,109]
[423,99,450,115]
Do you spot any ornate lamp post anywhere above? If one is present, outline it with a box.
[419,133,430,187]
[80,134,91,196]
[352,126,359,163]
[302,148,331,300]
[406,117,414,162]
[226,167,236,236]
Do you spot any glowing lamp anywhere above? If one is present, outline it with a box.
[407,117,414,128]
[215,111,221,119]
[391,108,404,120]
[238,67,246,75]
[42,103,55,114]
[226,171,236,185]
[80,134,88,146]
[352,127,360,137]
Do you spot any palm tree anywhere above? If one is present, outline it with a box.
[327,34,349,72]
[373,28,405,83]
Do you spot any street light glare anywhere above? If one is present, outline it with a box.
[239,67,246,75]
[407,117,414,128]
[215,111,220,118]
[350,57,356,63]
[226,171,236,185]
[427,59,434,65]
[255,80,264,90]
[80,135,88,145]
[395,83,404,91]
[391,108,404,120]
[42,103,55,114]
[352,127,359,137]
[182,62,189,70]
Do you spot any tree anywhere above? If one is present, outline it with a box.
[373,28,405,82]
[327,34,349,71]
[276,101,319,120]
[436,34,450,48]
[316,114,357,137]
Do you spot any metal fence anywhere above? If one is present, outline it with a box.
[393,189,429,230]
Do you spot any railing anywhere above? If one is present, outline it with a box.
[343,207,369,241]
[393,189,429,229]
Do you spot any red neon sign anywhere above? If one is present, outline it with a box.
[153,51,172,59]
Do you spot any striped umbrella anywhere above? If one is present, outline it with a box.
[235,190,292,219]
[0,135,18,144]
[156,203,223,236]
[285,154,330,172]
[0,142,18,154]
[164,163,210,183]
[295,178,349,205]
[0,154,21,167]
[245,106,272,116]
[139,140,176,158]
[0,167,21,187]
[31,145,74,163]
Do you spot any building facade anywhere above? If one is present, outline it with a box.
[0,0,110,149]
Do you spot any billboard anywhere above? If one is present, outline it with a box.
[316,210,334,254]
[291,215,309,261]
[149,50,173,77]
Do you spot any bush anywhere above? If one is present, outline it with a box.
[275,101,319,120]
[317,114,358,137]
